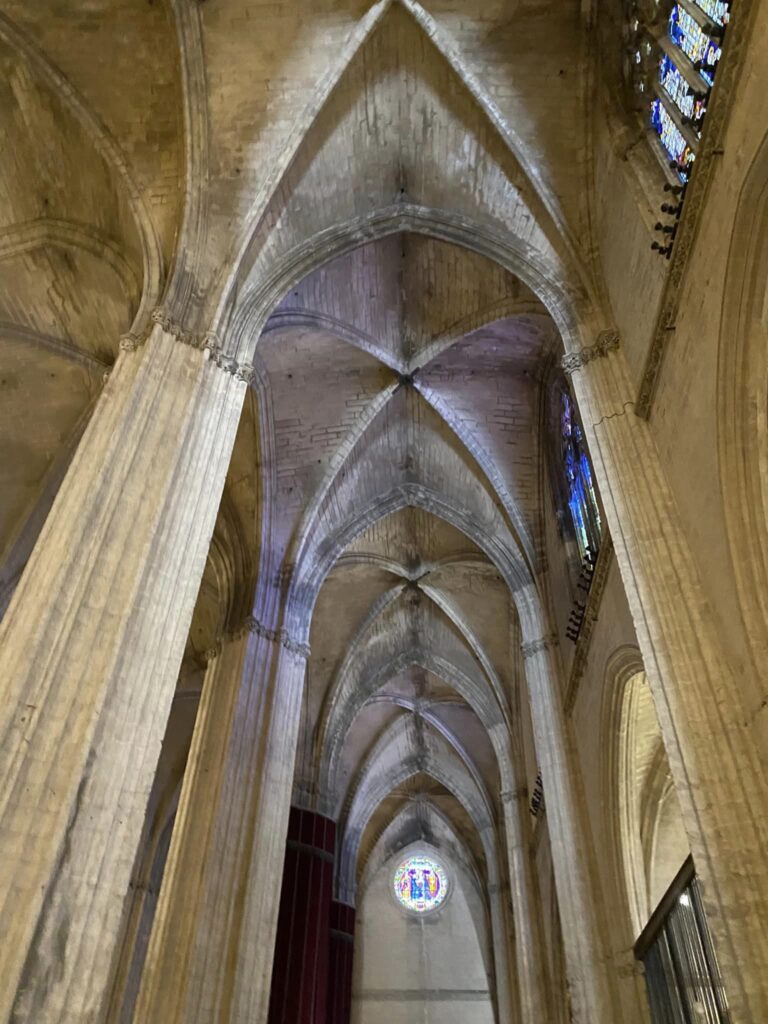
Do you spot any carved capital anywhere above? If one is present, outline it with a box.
[561,329,620,375]
[499,787,527,804]
[205,341,255,386]
[204,640,222,664]
[520,634,558,660]
[208,615,311,663]
[119,333,143,353]
[151,307,207,350]
[242,615,311,660]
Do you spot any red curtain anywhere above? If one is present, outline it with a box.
[327,900,356,1024]
[268,807,336,1024]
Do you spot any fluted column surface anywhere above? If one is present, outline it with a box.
[499,779,550,1023]
[135,628,307,1024]
[0,327,247,1022]
[569,342,768,1022]
[521,635,618,1024]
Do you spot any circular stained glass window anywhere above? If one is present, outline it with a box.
[393,854,449,914]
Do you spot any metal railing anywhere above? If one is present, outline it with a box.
[634,858,730,1024]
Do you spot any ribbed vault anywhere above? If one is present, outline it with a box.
[248,227,557,934]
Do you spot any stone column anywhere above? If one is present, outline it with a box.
[0,319,248,1023]
[500,783,550,1023]
[327,901,355,1024]
[567,335,768,1022]
[134,622,308,1024]
[521,635,618,1024]
[268,808,336,1024]
[482,829,516,1024]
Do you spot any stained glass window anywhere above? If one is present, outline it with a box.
[659,55,706,126]
[668,5,722,85]
[651,99,696,177]
[623,0,729,183]
[393,855,448,914]
[560,391,602,561]
[691,0,729,27]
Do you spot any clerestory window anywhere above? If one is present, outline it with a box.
[559,388,602,564]
[623,0,730,181]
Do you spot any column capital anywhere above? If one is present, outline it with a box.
[205,616,311,663]
[120,308,256,385]
[561,329,620,375]
[499,786,528,804]
[240,614,311,660]
[520,634,558,660]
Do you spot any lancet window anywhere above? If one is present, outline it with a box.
[559,389,602,563]
[623,0,730,180]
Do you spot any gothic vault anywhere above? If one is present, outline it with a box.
[0,1,766,1023]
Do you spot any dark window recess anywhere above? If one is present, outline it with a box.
[635,858,731,1024]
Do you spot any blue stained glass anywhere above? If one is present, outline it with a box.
[659,55,706,125]
[560,392,602,560]
[691,0,729,26]
[668,5,721,85]
[579,452,595,490]
[651,99,695,179]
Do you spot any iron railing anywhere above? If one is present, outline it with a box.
[634,857,730,1024]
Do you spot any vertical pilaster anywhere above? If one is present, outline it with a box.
[567,336,768,1022]
[327,902,355,1024]
[135,624,308,1024]
[521,634,618,1024]
[0,323,247,1023]
[268,808,336,1024]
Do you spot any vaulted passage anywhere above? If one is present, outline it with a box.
[0,2,767,1024]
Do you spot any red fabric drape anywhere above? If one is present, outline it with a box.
[326,901,356,1024]
[268,807,336,1024]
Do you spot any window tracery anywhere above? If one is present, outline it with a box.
[623,0,730,181]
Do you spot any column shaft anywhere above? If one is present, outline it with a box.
[327,902,355,1024]
[569,343,768,1022]
[0,326,246,1023]
[135,628,307,1024]
[501,784,549,1022]
[268,808,336,1024]
[522,637,617,1023]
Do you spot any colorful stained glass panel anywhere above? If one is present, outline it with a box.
[560,391,603,559]
[659,55,705,124]
[651,99,695,179]
[691,0,729,26]
[668,5,722,85]
[393,855,448,914]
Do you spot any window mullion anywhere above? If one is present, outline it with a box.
[651,84,699,150]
